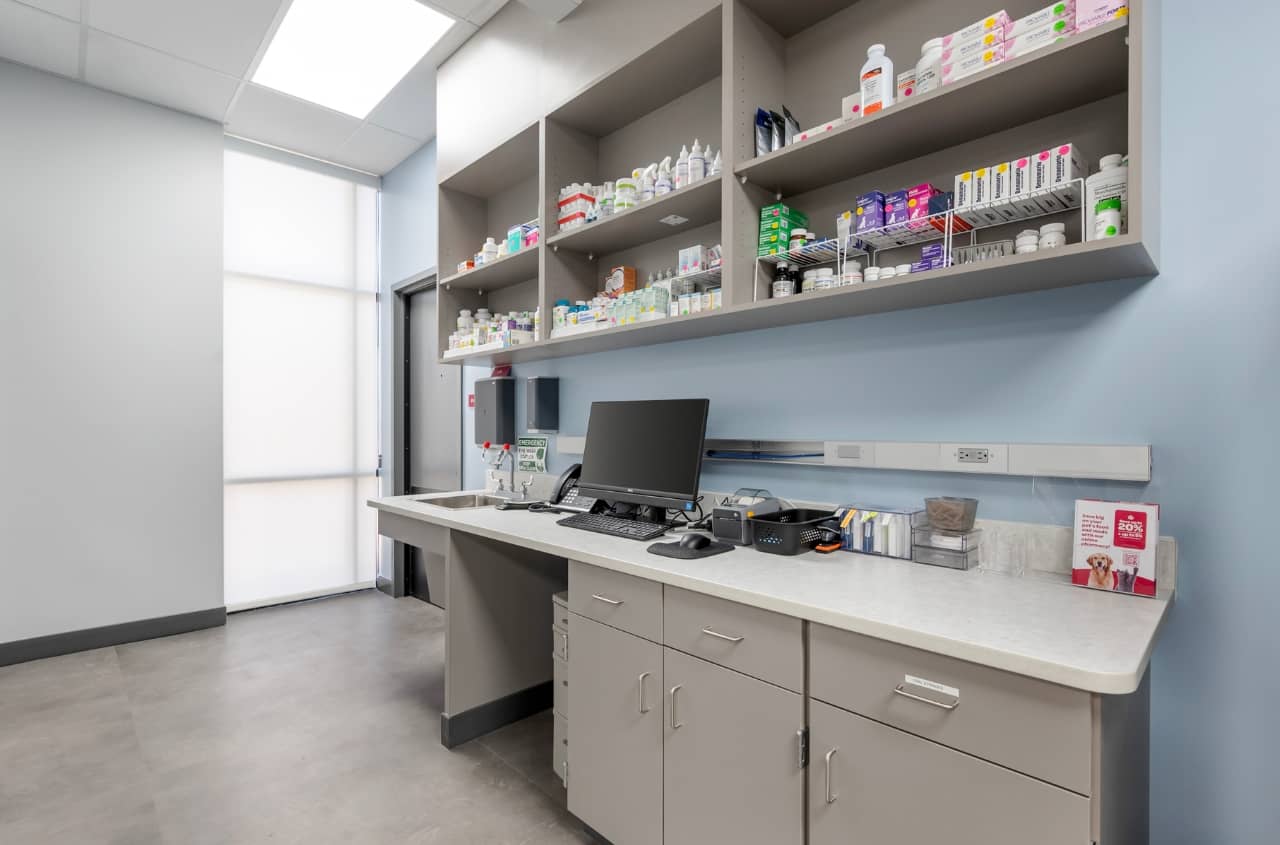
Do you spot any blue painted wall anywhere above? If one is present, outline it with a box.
[381,139,437,284]
[458,5,1278,840]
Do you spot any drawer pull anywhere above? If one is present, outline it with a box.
[670,684,684,729]
[638,671,652,714]
[700,626,745,644]
[591,593,624,606]
[824,748,838,804]
[893,683,960,711]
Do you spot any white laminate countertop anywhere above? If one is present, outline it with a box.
[370,492,1172,695]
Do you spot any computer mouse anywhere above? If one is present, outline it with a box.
[679,533,712,551]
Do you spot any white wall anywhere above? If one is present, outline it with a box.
[0,61,225,642]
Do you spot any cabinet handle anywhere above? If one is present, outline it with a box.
[893,683,960,711]
[669,684,684,729]
[554,630,568,659]
[700,626,745,643]
[824,748,838,804]
[638,672,651,713]
[591,593,624,606]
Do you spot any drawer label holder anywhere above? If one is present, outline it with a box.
[903,674,960,699]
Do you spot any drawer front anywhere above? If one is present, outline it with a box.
[553,654,568,718]
[569,560,662,642]
[663,586,803,692]
[808,700,1090,845]
[552,592,570,629]
[553,712,568,786]
[810,625,1093,794]
[552,624,569,662]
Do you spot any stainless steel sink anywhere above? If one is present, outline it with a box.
[417,493,506,509]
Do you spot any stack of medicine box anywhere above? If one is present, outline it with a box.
[759,203,809,256]
[940,10,1009,84]
[1005,2,1078,60]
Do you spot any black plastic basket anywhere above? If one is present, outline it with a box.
[748,509,839,555]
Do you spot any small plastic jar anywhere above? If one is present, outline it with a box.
[788,229,808,252]
[880,265,897,279]
[864,266,881,282]
[895,263,912,276]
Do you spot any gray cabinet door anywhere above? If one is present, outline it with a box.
[809,700,1091,845]
[663,648,803,845]
[567,614,663,845]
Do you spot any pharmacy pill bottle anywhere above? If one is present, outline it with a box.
[1095,198,1122,239]
[1084,154,1128,241]
[860,44,895,115]
[915,38,944,95]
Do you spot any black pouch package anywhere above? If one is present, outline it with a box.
[782,106,801,146]
[769,110,785,152]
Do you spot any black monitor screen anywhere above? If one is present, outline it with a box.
[578,399,709,510]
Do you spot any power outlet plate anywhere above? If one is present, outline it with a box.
[941,444,1009,474]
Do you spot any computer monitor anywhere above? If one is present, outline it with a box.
[577,399,709,513]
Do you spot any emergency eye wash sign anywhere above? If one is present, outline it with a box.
[517,437,548,474]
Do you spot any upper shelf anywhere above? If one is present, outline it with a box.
[545,175,722,257]
[735,19,1130,197]
[547,8,722,137]
[439,245,538,292]
[440,121,539,198]
[442,234,1156,365]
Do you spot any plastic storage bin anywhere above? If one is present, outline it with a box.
[913,545,980,570]
[749,509,839,555]
[924,497,979,531]
[912,526,982,552]
[834,505,927,560]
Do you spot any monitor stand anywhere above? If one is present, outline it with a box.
[607,502,669,526]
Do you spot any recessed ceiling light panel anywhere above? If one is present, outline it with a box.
[253,0,453,118]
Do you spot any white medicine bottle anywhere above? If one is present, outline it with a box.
[915,38,943,95]
[1084,154,1128,241]
[860,44,894,115]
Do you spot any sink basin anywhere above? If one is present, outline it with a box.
[418,493,507,509]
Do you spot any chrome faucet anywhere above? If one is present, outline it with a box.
[481,441,519,499]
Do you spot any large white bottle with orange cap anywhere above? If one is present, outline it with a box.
[860,44,895,116]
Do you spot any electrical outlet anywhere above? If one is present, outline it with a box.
[941,444,1008,474]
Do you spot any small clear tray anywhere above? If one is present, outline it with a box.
[913,545,980,571]
[912,526,982,553]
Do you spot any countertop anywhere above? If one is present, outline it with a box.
[370,492,1172,695]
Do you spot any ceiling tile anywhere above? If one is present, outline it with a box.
[226,83,363,162]
[14,0,80,21]
[88,0,283,77]
[85,30,240,121]
[336,123,424,174]
[0,1,80,78]
[365,56,437,141]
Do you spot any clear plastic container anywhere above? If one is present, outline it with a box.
[912,526,982,552]
[913,545,980,571]
[924,497,978,531]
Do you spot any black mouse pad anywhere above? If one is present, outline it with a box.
[647,539,735,559]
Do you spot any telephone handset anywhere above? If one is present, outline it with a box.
[549,463,600,513]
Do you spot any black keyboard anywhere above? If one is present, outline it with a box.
[557,512,670,541]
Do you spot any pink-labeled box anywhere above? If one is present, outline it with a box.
[941,42,1006,84]
[1052,142,1087,205]
[1007,1,1076,39]
[940,29,1005,65]
[1071,499,1159,597]
[1006,18,1076,59]
[906,183,943,227]
[942,10,1011,47]
[1029,148,1068,212]
[1076,0,1127,32]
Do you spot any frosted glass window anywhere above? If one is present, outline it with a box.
[223,148,378,608]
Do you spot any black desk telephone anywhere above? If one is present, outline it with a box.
[548,463,601,513]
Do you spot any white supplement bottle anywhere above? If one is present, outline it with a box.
[1084,153,1128,241]
[689,139,706,183]
[915,38,943,95]
[860,44,895,116]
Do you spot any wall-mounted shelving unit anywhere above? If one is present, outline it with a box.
[436,0,1158,365]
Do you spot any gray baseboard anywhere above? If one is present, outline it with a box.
[439,681,553,749]
[0,607,227,667]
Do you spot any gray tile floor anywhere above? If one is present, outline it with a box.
[0,591,593,845]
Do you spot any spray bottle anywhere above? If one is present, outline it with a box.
[641,163,657,202]
[689,139,705,183]
[675,145,690,190]
[655,156,673,196]
[709,147,722,177]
